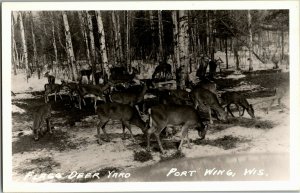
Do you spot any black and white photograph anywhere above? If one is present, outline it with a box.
[2,1,300,192]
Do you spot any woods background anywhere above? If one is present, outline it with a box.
[11,10,289,87]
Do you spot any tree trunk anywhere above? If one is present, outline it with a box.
[178,10,189,89]
[149,11,156,60]
[172,11,180,70]
[95,11,110,79]
[225,38,228,69]
[126,11,131,71]
[78,11,91,67]
[31,12,40,79]
[12,15,17,75]
[112,11,120,64]
[233,38,240,70]
[281,30,284,62]
[206,11,210,56]
[19,12,30,81]
[116,12,123,64]
[51,12,58,76]
[62,11,78,81]
[158,11,164,61]
[248,10,253,71]
[86,11,96,66]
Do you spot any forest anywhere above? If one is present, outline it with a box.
[12,10,289,87]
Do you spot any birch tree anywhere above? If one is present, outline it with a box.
[62,11,78,81]
[158,10,164,61]
[51,12,58,75]
[12,14,17,75]
[126,11,131,70]
[78,11,91,66]
[30,12,40,79]
[172,11,180,69]
[95,11,110,79]
[19,12,30,81]
[248,10,253,71]
[149,10,156,60]
[178,10,189,89]
[86,11,96,66]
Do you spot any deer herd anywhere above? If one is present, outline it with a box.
[29,63,286,154]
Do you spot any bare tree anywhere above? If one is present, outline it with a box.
[62,11,78,81]
[178,10,189,89]
[126,11,131,70]
[51,12,58,76]
[19,12,30,81]
[158,10,164,61]
[95,11,110,79]
[172,11,180,70]
[78,11,91,67]
[12,14,17,75]
[30,12,40,79]
[248,10,253,71]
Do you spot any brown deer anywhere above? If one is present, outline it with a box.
[30,103,53,141]
[266,87,288,114]
[221,92,255,119]
[44,83,63,103]
[191,87,227,124]
[78,82,113,111]
[96,102,147,145]
[147,104,207,154]
[44,72,55,84]
[194,79,217,95]
[110,83,147,106]
[152,61,172,80]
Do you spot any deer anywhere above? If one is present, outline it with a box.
[161,89,191,105]
[191,87,227,124]
[152,61,172,80]
[61,80,87,108]
[30,103,53,141]
[147,104,207,154]
[96,102,147,145]
[266,86,288,114]
[221,92,255,119]
[44,82,63,103]
[78,82,113,111]
[110,84,147,114]
[79,67,92,84]
[194,79,217,95]
[110,67,138,84]
[44,72,55,84]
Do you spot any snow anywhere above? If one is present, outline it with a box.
[12,104,26,114]
[10,70,290,183]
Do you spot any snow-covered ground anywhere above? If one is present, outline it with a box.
[10,70,290,183]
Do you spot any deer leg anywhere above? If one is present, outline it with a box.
[101,124,110,142]
[178,126,188,150]
[154,132,166,154]
[146,127,156,152]
[236,104,242,117]
[227,104,235,117]
[121,122,126,140]
[123,121,135,142]
[208,107,213,124]
[46,118,53,134]
[97,120,109,144]
[267,99,275,114]
[45,95,48,103]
